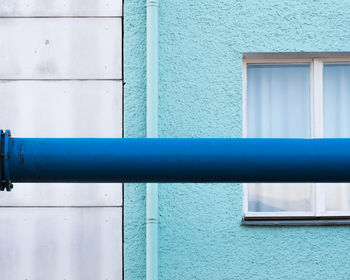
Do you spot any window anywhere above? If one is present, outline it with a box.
[243,54,350,219]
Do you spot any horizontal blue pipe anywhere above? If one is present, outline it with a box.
[5,137,350,183]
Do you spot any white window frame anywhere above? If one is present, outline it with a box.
[242,56,350,219]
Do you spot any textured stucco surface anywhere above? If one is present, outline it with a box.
[124,1,350,279]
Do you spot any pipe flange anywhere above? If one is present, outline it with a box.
[0,130,12,191]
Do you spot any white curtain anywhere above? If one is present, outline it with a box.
[323,63,350,211]
[247,64,312,212]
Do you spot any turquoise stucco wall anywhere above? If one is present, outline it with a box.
[124,1,350,279]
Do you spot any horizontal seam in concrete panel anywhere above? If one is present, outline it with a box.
[0,205,123,208]
[0,16,122,18]
[0,79,123,81]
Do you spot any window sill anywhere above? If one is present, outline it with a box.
[241,217,350,226]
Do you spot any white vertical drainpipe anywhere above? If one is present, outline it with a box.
[146,0,159,280]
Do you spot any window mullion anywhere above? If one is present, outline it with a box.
[312,58,325,216]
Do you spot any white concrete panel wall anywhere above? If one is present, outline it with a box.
[0,208,122,280]
[0,0,122,17]
[0,81,122,138]
[0,1,123,279]
[0,182,123,206]
[0,19,122,79]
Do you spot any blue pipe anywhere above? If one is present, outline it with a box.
[3,134,350,186]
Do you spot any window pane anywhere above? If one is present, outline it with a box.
[248,183,312,212]
[323,63,350,212]
[247,64,311,138]
[247,64,312,212]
